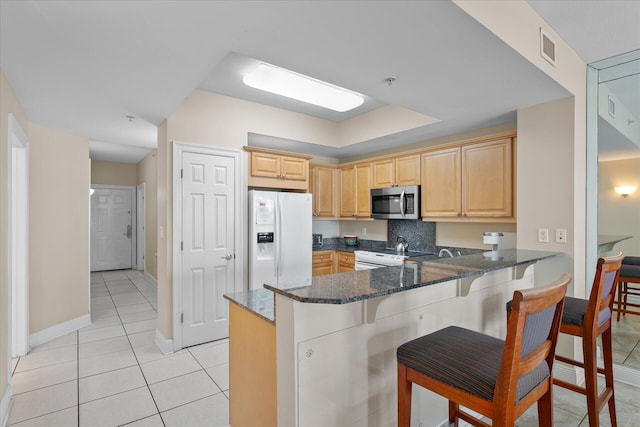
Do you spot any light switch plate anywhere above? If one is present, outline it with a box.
[538,228,549,243]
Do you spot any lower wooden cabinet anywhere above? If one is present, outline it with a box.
[312,251,335,277]
[336,251,355,273]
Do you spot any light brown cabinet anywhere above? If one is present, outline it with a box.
[421,138,513,221]
[339,163,372,218]
[336,251,355,273]
[372,154,421,188]
[312,251,335,277]
[245,146,311,191]
[310,164,337,218]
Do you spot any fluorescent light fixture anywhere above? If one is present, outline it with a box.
[614,186,637,197]
[243,62,364,112]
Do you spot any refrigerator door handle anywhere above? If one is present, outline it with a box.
[276,197,282,278]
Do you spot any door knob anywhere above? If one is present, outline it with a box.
[220,254,233,260]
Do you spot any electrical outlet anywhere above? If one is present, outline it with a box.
[556,228,567,243]
[537,228,549,243]
[361,227,367,236]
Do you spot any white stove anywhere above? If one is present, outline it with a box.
[354,250,406,270]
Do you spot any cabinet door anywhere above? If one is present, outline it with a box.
[339,167,356,217]
[372,159,395,189]
[312,263,334,277]
[251,152,280,178]
[313,166,336,217]
[280,156,308,181]
[421,148,461,217]
[395,154,421,187]
[462,138,512,217]
[355,163,372,218]
[336,252,355,272]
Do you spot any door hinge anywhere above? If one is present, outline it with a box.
[181,241,183,251]
[180,313,183,324]
[180,169,183,179]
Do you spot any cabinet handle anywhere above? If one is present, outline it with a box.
[462,212,466,217]
[282,174,286,179]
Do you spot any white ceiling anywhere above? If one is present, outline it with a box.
[1,1,639,163]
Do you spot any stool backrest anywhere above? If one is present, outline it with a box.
[586,251,624,331]
[495,274,571,419]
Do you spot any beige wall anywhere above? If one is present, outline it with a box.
[157,91,340,339]
[1,69,29,412]
[28,122,90,334]
[455,0,587,293]
[91,160,137,186]
[599,158,640,256]
[137,150,158,278]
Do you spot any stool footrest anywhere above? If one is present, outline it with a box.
[553,378,587,395]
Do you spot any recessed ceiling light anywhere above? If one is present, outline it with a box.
[243,62,364,112]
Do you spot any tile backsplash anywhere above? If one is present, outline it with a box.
[388,220,436,252]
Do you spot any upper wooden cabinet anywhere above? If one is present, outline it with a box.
[245,146,311,191]
[372,154,421,189]
[421,138,514,221]
[310,164,337,218]
[339,163,372,218]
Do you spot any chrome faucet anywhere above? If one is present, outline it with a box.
[438,248,454,258]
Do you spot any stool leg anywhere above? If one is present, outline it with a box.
[617,282,623,321]
[622,282,628,316]
[448,401,459,427]
[583,334,600,427]
[537,387,553,427]
[602,327,618,427]
[398,364,412,427]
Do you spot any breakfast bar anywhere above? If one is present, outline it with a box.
[225,249,560,427]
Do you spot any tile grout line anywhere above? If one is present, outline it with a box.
[187,346,228,397]
[107,272,167,427]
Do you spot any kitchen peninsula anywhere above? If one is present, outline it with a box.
[225,249,560,427]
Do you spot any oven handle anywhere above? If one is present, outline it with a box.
[400,189,405,217]
[354,262,381,271]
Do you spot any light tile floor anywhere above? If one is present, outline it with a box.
[611,294,640,369]
[8,270,230,427]
[7,270,640,426]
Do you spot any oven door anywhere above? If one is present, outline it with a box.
[370,185,420,220]
[355,261,382,271]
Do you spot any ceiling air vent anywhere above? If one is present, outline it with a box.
[540,28,556,66]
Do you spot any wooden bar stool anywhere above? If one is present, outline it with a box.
[397,275,570,427]
[616,256,640,320]
[553,252,624,427]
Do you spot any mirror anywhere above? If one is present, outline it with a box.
[596,51,640,370]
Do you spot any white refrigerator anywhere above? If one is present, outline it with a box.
[248,190,312,291]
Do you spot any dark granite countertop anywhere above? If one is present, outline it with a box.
[266,249,560,304]
[224,288,275,324]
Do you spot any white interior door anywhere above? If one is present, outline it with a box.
[137,183,145,271]
[180,151,236,347]
[91,187,134,271]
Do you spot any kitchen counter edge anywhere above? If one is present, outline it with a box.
[266,249,561,305]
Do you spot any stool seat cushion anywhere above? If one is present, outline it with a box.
[620,264,640,279]
[622,256,640,266]
[397,326,549,402]
[562,296,611,327]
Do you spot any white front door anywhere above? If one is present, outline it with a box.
[91,187,134,271]
[180,151,236,347]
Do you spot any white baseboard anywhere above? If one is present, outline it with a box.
[29,314,91,349]
[614,364,640,388]
[144,272,157,287]
[154,328,174,355]
[553,362,581,385]
[1,384,13,427]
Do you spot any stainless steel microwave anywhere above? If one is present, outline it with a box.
[370,185,420,220]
